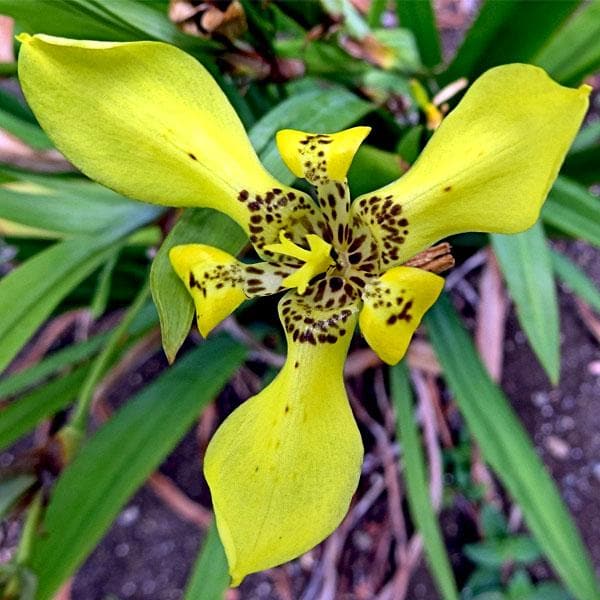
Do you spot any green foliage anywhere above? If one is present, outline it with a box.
[184,522,230,600]
[544,177,600,247]
[426,296,599,600]
[0,0,599,597]
[29,336,246,600]
[551,250,600,311]
[491,223,560,383]
[391,363,459,600]
[396,0,441,68]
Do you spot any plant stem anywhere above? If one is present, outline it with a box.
[4,492,43,598]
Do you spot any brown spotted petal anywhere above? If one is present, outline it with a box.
[359,266,444,365]
[275,127,371,246]
[169,244,296,336]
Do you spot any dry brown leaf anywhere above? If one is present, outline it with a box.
[169,0,247,41]
[476,248,508,382]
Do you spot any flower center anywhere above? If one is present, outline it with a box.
[263,230,334,295]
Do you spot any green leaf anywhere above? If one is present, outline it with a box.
[0,474,36,519]
[29,335,246,600]
[569,119,600,154]
[551,250,600,312]
[529,582,571,600]
[90,250,119,318]
[396,0,441,68]
[184,522,229,600]
[440,0,517,85]
[0,203,160,374]
[250,86,373,183]
[534,0,600,85]
[473,1,580,75]
[0,302,157,398]
[425,295,600,600]
[543,177,600,247]
[390,362,459,600]
[367,0,386,28]
[0,179,150,236]
[465,536,540,569]
[491,223,560,384]
[0,88,52,150]
[440,0,581,85]
[396,125,424,164]
[150,209,246,363]
[507,569,534,598]
[348,144,403,197]
[563,143,600,186]
[0,366,89,452]
[5,0,206,49]
[480,505,508,539]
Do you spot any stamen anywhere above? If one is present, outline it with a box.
[264,231,334,295]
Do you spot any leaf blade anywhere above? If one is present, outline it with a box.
[543,177,600,247]
[184,521,229,600]
[426,295,599,600]
[29,335,246,600]
[491,223,560,383]
[390,363,459,600]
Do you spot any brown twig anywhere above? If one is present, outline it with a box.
[575,298,600,344]
[7,309,90,375]
[411,371,443,511]
[53,578,73,600]
[0,130,74,172]
[147,472,212,528]
[476,248,508,382]
[404,242,455,274]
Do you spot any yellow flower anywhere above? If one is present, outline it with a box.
[17,34,590,585]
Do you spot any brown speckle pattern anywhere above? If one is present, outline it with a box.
[363,281,414,325]
[280,290,358,346]
[354,194,410,265]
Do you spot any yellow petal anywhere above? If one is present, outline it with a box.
[169,245,246,337]
[17,34,317,251]
[352,64,590,267]
[276,126,371,183]
[204,292,362,585]
[359,266,444,365]
[169,244,298,336]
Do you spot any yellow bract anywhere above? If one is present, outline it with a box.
[359,266,444,365]
[16,34,283,237]
[353,64,590,265]
[276,126,371,182]
[170,244,246,337]
[204,301,362,585]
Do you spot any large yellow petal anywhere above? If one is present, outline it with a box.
[359,266,444,365]
[352,64,590,266]
[204,292,362,585]
[17,34,317,250]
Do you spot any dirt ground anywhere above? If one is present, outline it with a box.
[65,241,600,600]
